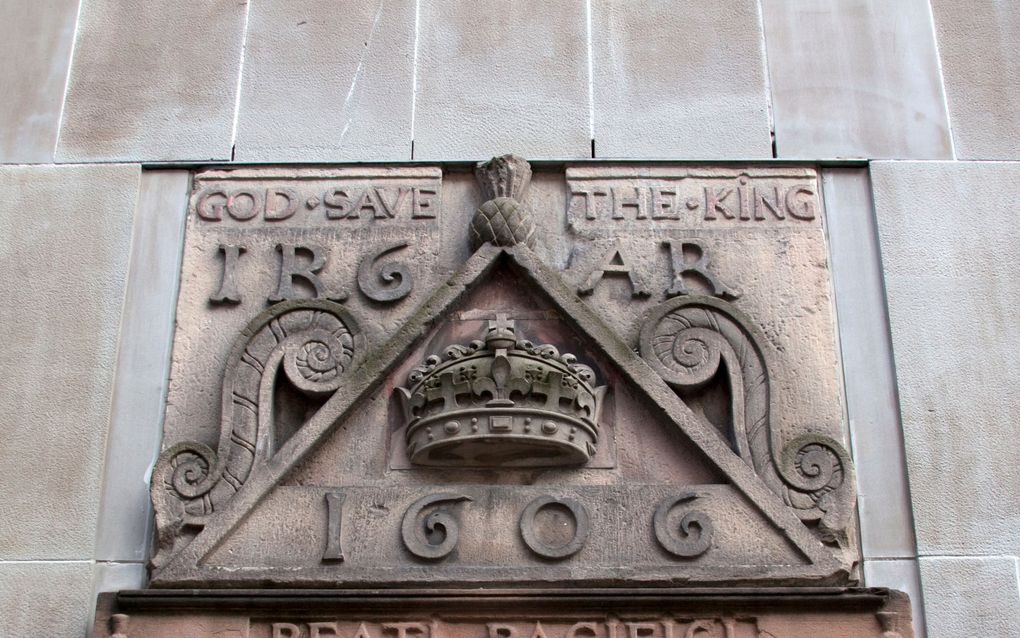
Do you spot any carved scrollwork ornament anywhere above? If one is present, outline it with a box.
[519,496,590,560]
[282,327,355,396]
[400,493,472,560]
[164,441,217,501]
[653,493,714,558]
[638,295,856,544]
[650,325,724,389]
[151,299,363,569]
[777,433,856,543]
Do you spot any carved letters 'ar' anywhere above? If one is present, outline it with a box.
[121,159,903,638]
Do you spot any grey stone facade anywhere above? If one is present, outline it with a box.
[1,1,1018,637]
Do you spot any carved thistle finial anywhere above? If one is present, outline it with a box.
[475,154,532,200]
[470,155,537,250]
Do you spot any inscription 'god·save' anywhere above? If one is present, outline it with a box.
[194,185,439,222]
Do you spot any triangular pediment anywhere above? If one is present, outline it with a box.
[152,244,849,586]
[288,265,724,483]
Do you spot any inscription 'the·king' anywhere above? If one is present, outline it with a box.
[568,180,817,224]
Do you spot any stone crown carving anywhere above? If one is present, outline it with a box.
[397,314,606,467]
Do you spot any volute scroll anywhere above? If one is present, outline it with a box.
[639,295,856,544]
[151,299,364,568]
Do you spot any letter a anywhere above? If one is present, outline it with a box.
[578,243,651,298]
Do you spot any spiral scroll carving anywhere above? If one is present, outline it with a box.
[295,341,339,379]
[401,493,472,560]
[653,493,714,558]
[151,300,362,568]
[639,296,855,543]
[648,325,724,389]
[778,434,855,541]
[282,326,355,395]
[167,442,216,500]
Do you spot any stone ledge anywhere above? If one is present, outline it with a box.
[94,588,913,638]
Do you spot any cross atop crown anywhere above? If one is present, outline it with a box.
[488,313,514,334]
[485,313,517,350]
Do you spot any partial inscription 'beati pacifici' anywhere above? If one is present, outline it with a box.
[95,589,913,638]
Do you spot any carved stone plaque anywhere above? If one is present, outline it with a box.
[128,157,906,637]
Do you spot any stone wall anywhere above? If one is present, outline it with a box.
[1,1,1018,637]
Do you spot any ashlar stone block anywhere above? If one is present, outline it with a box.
[95,171,190,563]
[872,161,1020,557]
[822,168,915,559]
[413,0,590,160]
[0,0,79,163]
[919,557,1020,638]
[233,0,415,162]
[762,0,952,159]
[0,164,140,559]
[56,0,247,162]
[932,0,1020,159]
[0,562,93,638]
[592,0,772,159]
